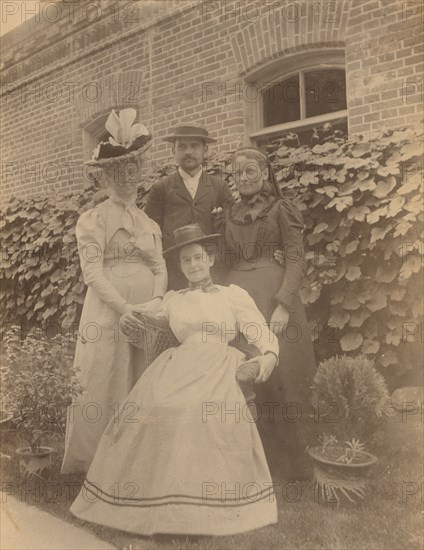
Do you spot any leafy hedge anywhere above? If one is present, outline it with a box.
[1,128,422,377]
[269,127,423,376]
[0,163,175,329]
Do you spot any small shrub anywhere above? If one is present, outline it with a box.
[0,326,82,452]
[311,354,393,442]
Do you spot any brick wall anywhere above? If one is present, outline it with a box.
[345,0,423,134]
[1,0,422,202]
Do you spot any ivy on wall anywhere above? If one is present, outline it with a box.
[1,128,422,376]
[269,127,423,375]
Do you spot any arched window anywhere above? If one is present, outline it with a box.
[245,50,348,147]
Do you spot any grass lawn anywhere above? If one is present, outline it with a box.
[1,412,422,550]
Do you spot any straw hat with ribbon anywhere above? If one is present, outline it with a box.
[162,126,216,144]
[163,224,222,257]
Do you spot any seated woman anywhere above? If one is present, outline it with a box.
[69,224,279,537]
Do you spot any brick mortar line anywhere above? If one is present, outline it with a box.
[0,0,202,98]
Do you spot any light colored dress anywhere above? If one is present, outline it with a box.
[61,196,167,474]
[70,285,279,536]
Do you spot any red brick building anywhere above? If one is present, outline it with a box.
[1,0,422,202]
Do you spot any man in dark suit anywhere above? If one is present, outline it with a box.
[144,126,233,290]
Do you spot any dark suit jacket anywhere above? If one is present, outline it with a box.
[144,170,233,289]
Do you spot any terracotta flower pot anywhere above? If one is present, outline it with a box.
[15,446,55,478]
[307,446,378,505]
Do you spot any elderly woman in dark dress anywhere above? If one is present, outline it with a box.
[221,147,317,480]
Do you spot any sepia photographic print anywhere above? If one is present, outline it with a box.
[0,1,423,549]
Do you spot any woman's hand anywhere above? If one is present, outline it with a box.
[269,303,290,335]
[250,353,277,384]
[120,305,145,336]
[135,297,163,315]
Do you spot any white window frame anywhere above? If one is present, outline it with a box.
[244,49,347,143]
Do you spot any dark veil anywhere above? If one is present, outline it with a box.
[232,146,283,198]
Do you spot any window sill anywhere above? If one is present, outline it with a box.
[249,110,348,139]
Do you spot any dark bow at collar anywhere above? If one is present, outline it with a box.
[185,276,219,293]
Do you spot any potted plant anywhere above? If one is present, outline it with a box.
[307,354,392,504]
[0,326,82,478]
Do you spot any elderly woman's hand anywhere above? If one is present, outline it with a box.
[269,304,290,335]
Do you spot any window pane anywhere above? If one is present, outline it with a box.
[304,69,347,118]
[263,74,300,127]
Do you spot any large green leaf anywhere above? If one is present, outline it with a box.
[370,224,393,243]
[342,294,361,310]
[400,142,422,161]
[386,196,406,218]
[340,332,363,351]
[349,309,370,327]
[375,264,398,283]
[361,339,380,354]
[345,266,361,281]
[380,349,397,367]
[326,196,353,212]
[345,240,359,254]
[329,310,350,329]
[373,176,397,199]
[347,206,370,222]
[351,143,370,158]
[367,292,388,312]
[399,255,422,281]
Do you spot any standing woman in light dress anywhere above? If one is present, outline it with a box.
[69,224,279,537]
[61,109,167,474]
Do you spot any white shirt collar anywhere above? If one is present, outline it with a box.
[178,167,202,198]
[179,167,202,183]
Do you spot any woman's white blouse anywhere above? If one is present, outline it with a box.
[76,198,167,313]
[158,284,279,360]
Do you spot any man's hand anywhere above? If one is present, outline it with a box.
[269,304,290,335]
[274,249,285,266]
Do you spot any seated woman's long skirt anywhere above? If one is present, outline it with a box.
[70,341,278,536]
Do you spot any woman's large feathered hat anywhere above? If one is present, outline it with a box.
[85,108,152,185]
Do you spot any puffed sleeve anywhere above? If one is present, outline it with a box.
[146,218,168,299]
[274,198,306,312]
[155,290,177,320]
[228,285,279,360]
[76,208,128,314]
